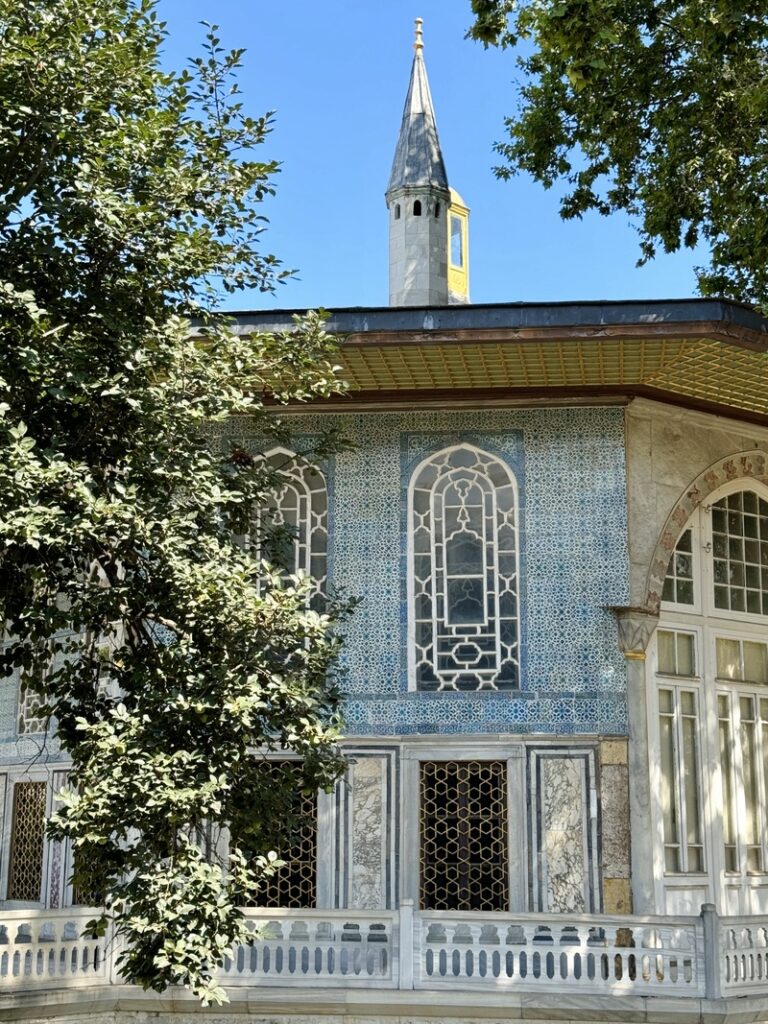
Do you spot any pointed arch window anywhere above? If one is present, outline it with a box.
[236,450,327,604]
[409,445,520,691]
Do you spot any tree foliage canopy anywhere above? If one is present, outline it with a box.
[0,0,349,1003]
[469,0,768,308]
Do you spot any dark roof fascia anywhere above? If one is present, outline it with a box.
[221,298,768,349]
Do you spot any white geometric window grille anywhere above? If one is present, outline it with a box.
[17,677,46,736]
[240,449,327,604]
[712,490,768,615]
[15,648,49,736]
[409,444,519,691]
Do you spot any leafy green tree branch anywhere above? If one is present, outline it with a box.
[468,0,768,308]
[0,0,351,1003]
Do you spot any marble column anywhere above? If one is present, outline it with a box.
[609,606,659,914]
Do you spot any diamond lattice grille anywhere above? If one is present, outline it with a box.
[420,760,509,911]
[257,762,317,909]
[7,782,46,902]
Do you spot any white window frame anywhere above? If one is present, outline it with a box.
[400,740,527,911]
[650,479,768,913]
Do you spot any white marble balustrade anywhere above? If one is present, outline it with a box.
[720,915,768,995]
[220,909,397,986]
[1,904,767,1003]
[0,910,108,988]
[415,910,704,996]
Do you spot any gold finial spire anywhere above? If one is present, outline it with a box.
[413,17,424,52]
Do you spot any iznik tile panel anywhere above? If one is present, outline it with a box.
[220,407,630,738]
[0,407,630,752]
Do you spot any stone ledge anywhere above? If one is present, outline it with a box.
[3,987,768,1024]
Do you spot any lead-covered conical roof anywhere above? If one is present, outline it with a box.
[387,22,448,193]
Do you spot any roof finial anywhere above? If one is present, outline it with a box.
[413,17,424,52]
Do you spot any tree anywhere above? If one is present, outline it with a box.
[0,0,350,1004]
[468,0,768,308]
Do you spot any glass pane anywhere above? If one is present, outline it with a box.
[445,532,484,575]
[688,846,704,873]
[677,580,694,604]
[665,846,681,872]
[658,688,673,713]
[662,576,675,603]
[676,634,695,677]
[719,700,737,857]
[450,215,463,267]
[740,697,760,848]
[743,641,768,684]
[717,637,741,680]
[682,713,702,848]
[747,847,763,873]
[446,577,485,625]
[659,713,678,848]
[678,529,692,553]
[657,631,676,675]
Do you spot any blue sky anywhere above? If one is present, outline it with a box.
[157,0,702,312]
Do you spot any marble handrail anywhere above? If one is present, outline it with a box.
[220,909,398,986]
[0,910,108,988]
[414,909,704,996]
[719,914,768,995]
[1,904,765,1002]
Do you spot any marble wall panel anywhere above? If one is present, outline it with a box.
[349,757,386,910]
[601,764,630,880]
[529,748,598,912]
[540,756,586,913]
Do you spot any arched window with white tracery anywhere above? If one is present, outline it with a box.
[652,483,768,915]
[237,449,327,603]
[408,445,519,691]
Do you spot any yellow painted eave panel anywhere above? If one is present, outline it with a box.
[336,336,768,416]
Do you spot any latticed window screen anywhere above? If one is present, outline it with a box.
[410,445,519,691]
[257,762,317,909]
[7,781,46,902]
[420,760,509,911]
[251,451,328,607]
[712,491,768,615]
[17,679,46,736]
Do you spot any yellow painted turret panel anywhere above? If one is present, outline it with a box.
[447,189,469,303]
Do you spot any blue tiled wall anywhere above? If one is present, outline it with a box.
[230,406,630,737]
[0,406,630,755]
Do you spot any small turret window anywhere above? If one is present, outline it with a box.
[434,202,440,218]
[413,200,422,217]
[394,203,401,220]
[450,215,463,268]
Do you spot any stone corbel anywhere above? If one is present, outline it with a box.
[606,606,660,661]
